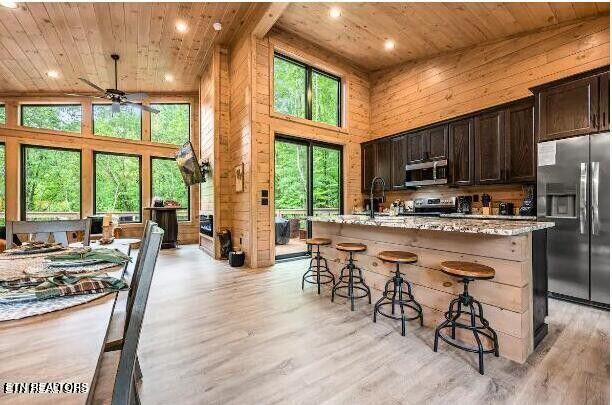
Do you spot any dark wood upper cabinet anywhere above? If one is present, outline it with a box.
[362,140,392,191]
[536,75,599,141]
[475,110,505,184]
[362,143,376,191]
[423,125,448,161]
[449,118,474,186]
[599,71,609,132]
[390,135,408,189]
[505,101,536,183]
[407,132,425,164]
[375,140,391,190]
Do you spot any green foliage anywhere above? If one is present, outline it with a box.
[95,153,141,221]
[152,158,189,221]
[93,104,141,140]
[24,147,80,219]
[312,72,340,126]
[0,144,4,225]
[21,105,81,133]
[151,104,190,145]
[313,146,340,209]
[274,57,306,118]
[0,105,5,125]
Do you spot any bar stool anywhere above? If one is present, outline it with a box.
[302,238,335,294]
[373,251,423,336]
[433,261,500,375]
[332,243,371,311]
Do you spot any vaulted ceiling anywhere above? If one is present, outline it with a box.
[275,2,610,71]
[0,2,253,93]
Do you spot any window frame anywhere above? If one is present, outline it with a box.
[150,156,190,222]
[0,142,5,226]
[273,52,342,127]
[19,103,83,134]
[91,103,143,140]
[93,150,143,224]
[149,102,191,145]
[20,144,83,221]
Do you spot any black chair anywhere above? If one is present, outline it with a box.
[6,218,92,248]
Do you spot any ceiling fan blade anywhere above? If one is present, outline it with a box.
[78,77,106,93]
[112,102,121,113]
[64,93,106,99]
[124,92,147,102]
[124,101,159,114]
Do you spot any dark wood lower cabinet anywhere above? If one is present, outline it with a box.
[449,118,474,186]
[505,102,536,182]
[475,110,505,184]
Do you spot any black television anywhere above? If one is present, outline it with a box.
[176,141,203,186]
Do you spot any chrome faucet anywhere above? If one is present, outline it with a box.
[369,176,386,218]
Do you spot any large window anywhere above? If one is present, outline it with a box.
[0,144,4,226]
[0,104,5,125]
[21,104,82,133]
[273,52,342,127]
[94,152,141,223]
[151,157,189,221]
[93,104,141,140]
[21,145,81,221]
[150,103,190,145]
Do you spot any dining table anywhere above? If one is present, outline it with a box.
[0,238,139,405]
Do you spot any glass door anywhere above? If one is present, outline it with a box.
[274,136,343,260]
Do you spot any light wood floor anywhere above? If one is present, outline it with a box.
[138,245,609,405]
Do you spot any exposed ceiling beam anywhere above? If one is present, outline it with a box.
[252,2,290,38]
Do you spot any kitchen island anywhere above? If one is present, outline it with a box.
[310,215,554,363]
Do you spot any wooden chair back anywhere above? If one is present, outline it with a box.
[5,219,92,249]
[112,226,163,405]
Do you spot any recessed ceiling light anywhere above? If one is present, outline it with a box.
[329,7,341,19]
[164,73,174,82]
[384,39,395,51]
[0,1,18,9]
[175,20,188,33]
[46,70,59,78]
[212,22,222,31]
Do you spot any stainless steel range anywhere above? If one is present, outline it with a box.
[401,197,456,217]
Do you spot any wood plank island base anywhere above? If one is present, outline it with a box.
[310,215,555,363]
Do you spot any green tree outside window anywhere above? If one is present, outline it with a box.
[274,57,306,119]
[151,157,190,221]
[0,105,5,125]
[21,105,82,133]
[93,104,141,140]
[312,72,340,126]
[95,153,141,222]
[151,103,190,145]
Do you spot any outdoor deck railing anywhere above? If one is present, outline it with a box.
[275,208,339,220]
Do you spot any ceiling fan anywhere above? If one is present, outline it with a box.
[65,54,159,114]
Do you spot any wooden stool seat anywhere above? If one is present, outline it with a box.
[440,261,495,279]
[377,251,418,264]
[306,237,332,246]
[335,242,367,252]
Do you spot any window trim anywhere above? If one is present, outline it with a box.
[19,103,83,134]
[149,102,191,145]
[273,52,342,127]
[150,156,191,222]
[93,150,143,224]
[92,103,143,141]
[20,144,83,221]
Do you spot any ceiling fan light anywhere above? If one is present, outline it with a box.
[0,1,18,9]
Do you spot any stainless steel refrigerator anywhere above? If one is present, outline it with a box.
[537,133,610,305]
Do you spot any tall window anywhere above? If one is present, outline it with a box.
[151,157,189,221]
[21,104,82,133]
[0,104,5,125]
[0,143,4,226]
[93,104,141,140]
[151,103,190,145]
[94,152,141,223]
[273,52,342,127]
[22,145,81,221]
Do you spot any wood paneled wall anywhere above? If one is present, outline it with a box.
[369,15,610,138]
[0,94,200,243]
[199,55,216,256]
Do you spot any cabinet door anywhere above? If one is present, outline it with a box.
[375,140,391,190]
[537,75,599,141]
[390,135,408,189]
[599,71,609,132]
[426,125,448,160]
[449,118,474,185]
[475,110,505,184]
[362,143,376,191]
[505,102,536,183]
[407,132,425,164]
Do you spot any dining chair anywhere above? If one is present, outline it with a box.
[90,225,164,405]
[5,218,92,249]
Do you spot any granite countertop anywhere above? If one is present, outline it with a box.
[440,213,538,221]
[308,215,554,236]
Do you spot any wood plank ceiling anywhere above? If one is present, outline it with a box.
[0,2,253,93]
[275,2,610,71]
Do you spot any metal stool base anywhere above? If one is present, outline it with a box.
[332,251,371,311]
[302,246,335,295]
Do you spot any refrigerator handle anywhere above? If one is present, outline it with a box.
[580,162,587,234]
[591,161,600,235]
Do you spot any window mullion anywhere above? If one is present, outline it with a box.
[306,67,313,121]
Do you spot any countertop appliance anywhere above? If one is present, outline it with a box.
[498,202,514,216]
[405,159,448,187]
[400,197,456,217]
[537,133,610,306]
[481,194,492,207]
[456,196,473,214]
